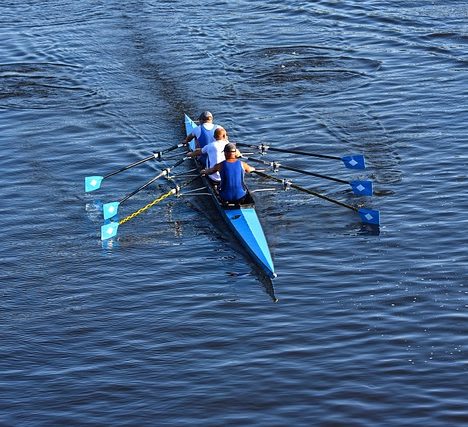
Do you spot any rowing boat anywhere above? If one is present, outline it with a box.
[184,114,276,278]
[92,114,377,281]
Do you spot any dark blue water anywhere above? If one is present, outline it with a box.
[1,1,467,425]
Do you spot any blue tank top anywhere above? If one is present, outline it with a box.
[219,160,246,202]
[197,124,215,149]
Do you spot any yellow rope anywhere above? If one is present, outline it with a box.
[119,188,176,225]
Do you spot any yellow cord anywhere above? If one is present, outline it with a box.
[119,188,176,225]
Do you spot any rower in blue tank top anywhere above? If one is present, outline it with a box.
[201,143,256,204]
[183,111,220,149]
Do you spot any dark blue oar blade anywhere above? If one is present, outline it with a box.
[85,176,104,192]
[103,202,120,220]
[358,208,380,225]
[341,155,366,170]
[101,222,119,240]
[350,180,373,196]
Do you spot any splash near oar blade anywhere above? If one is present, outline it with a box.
[342,155,366,170]
[85,176,104,192]
[101,221,119,240]
[103,201,120,220]
[358,208,380,225]
[350,180,373,196]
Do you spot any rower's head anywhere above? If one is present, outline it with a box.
[198,111,213,123]
[223,142,237,159]
[214,127,227,141]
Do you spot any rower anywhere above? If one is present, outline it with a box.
[201,143,255,204]
[184,111,221,150]
[187,127,228,185]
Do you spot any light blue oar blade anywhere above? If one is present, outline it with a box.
[358,208,380,225]
[85,176,104,192]
[341,155,366,170]
[101,222,119,240]
[103,201,120,220]
[350,180,373,196]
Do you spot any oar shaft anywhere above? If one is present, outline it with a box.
[246,156,348,185]
[120,157,187,204]
[120,172,165,204]
[118,175,200,225]
[285,166,347,184]
[254,171,357,212]
[103,143,186,179]
[289,182,356,211]
[155,142,187,160]
[104,154,155,179]
[236,142,340,161]
[266,146,339,160]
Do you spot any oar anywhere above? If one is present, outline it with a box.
[85,143,186,192]
[101,175,199,240]
[244,155,372,196]
[102,157,188,220]
[254,170,380,225]
[236,142,366,170]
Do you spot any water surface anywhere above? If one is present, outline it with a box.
[1,1,467,425]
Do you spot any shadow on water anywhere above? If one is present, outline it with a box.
[359,223,380,236]
[254,271,278,303]
[183,194,279,303]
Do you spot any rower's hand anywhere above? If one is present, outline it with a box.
[201,169,207,176]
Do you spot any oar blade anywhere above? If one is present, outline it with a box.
[101,221,119,240]
[350,180,373,196]
[358,208,380,225]
[85,176,104,192]
[103,201,120,220]
[342,155,366,170]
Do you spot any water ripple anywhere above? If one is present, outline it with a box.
[1,0,467,426]
[0,62,108,111]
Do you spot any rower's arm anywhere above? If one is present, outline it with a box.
[187,148,202,157]
[184,133,195,144]
[242,162,256,173]
[201,162,222,176]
